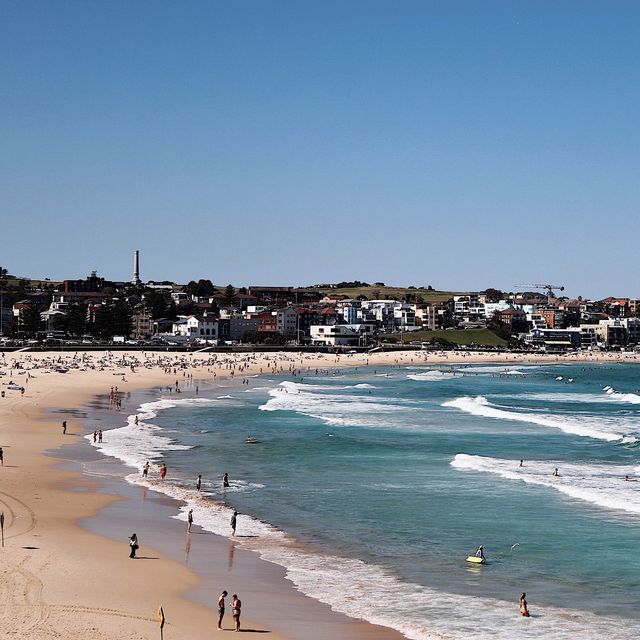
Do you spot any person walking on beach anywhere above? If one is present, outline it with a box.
[223,472,230,488]
[232,594,241,631]
[231,510,238,536]
[160,463,167,481]
[62,420,67,434]
[519,592,530,617]
[0,446,3,466]
[142,461,149,478]
[98,430,103,443]
[93,430,97,443]
[187,509,194,533]
[129,533,138,558]
[217,590,228,629]
[196,474,202,491]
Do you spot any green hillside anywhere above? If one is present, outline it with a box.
[318,285,460,303]
[382,328,507,346]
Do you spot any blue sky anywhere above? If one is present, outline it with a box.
[2,1,639,298]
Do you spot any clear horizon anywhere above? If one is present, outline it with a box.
[3,1,639,299]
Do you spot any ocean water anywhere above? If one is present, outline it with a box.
[89,363,640,639]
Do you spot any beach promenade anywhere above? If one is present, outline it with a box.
[0,348,636,639]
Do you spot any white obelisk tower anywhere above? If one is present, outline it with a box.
[132,250,141,285]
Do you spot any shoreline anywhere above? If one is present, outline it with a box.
[1,348,638,640]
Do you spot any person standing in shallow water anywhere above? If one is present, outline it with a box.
[196,474,202,491]
[519,592,530,617]
[187,509,193,533]
[223,472,230,488]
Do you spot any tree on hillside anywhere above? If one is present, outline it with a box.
[66,303,87,337]
[112,298,133,337]
[224,284,237,307]
[487,312,513,340]
[186,279,216,298]
[93,300,133,339]
[20,304,43,338]
[166,299,178,321]
[144,290,170,319]
[481,288,505,302]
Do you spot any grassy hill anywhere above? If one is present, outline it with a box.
[317,285,460,303]
[382,328,507,347]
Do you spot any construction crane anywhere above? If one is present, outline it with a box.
[514,283,565,301]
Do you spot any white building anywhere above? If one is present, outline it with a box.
[172,315,218,340]
[484,300,513,319]
[309,324,375,346]
[359,300,417,331]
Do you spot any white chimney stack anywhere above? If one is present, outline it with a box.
[132,250,140,285]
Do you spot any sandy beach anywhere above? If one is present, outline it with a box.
[0,347,636,640]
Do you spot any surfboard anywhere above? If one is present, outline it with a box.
[466,555,485,564]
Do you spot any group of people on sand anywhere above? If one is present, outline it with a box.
[217,590,242,632]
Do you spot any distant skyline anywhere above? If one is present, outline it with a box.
[2,1,639,299]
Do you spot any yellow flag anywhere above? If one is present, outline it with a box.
[157,606,165,628]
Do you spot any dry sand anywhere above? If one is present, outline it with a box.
[0,347,635,639]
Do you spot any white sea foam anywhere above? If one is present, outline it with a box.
[258,380,410,427]
[442,396,629,441]
[603,387,640,405]
[84,398,218,470]
[408,370,457,381]
[454,365,540,374]
[506,392,618,404]
[499,389,640,406]
[451,454,640,516]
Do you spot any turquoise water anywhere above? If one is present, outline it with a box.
[93,362,640,639]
